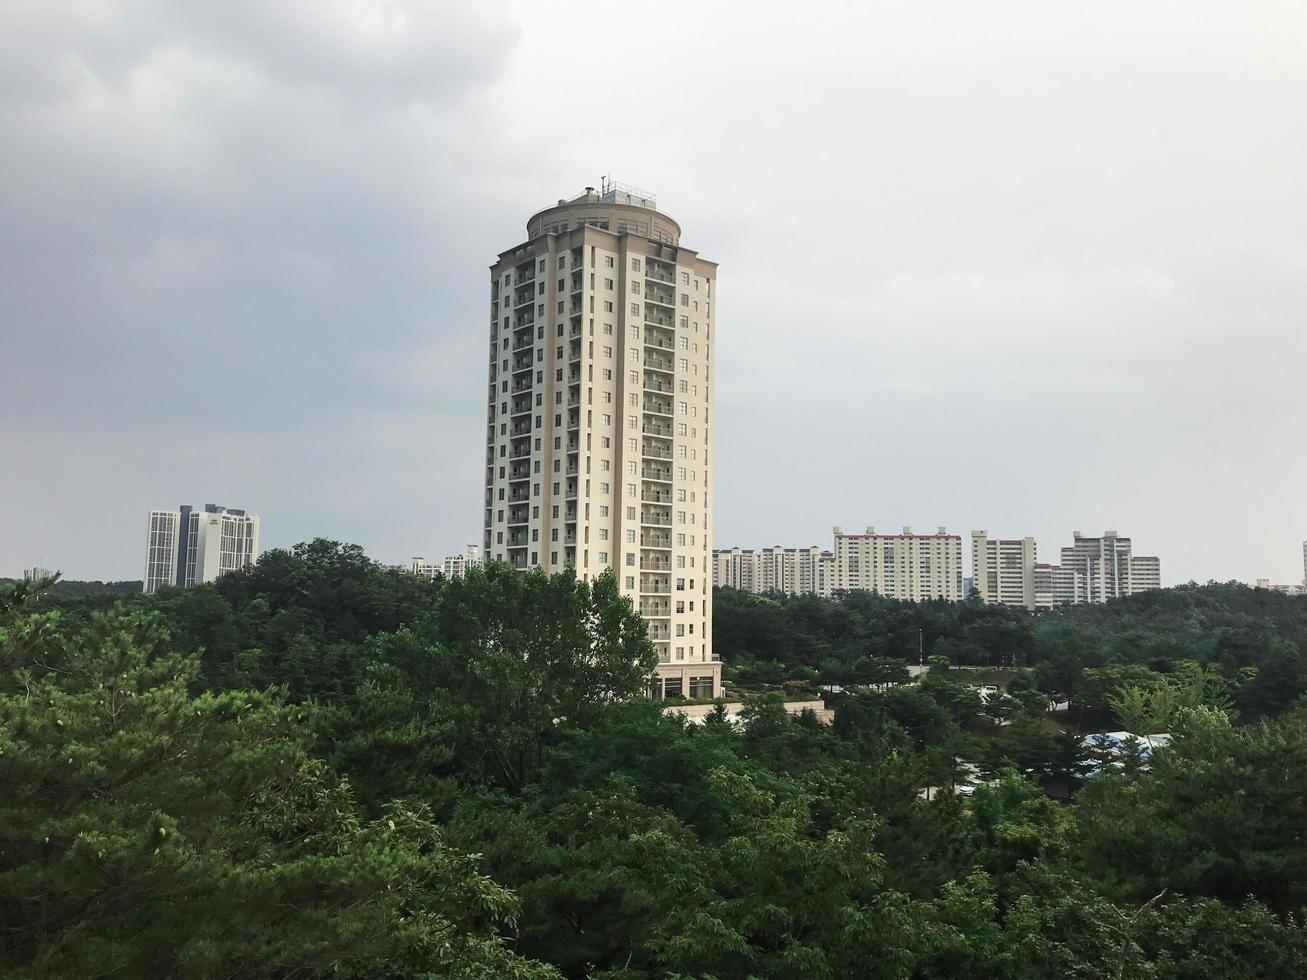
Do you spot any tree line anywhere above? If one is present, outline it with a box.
[3,542,1306,977]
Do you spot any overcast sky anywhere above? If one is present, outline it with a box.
[3,0,1305,585]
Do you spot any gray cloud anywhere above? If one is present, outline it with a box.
[2,0,1305,585]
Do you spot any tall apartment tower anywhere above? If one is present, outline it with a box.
[483,184,719,700]
[143,504,259,593]
[970,531,1037,610]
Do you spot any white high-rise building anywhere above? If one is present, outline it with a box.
[409,546,483,581]
[143,505,259,593]
[970,531,1037,610]
[713,546,824,596]
[1033,530,1160,606]
[832,526,964,601]
[483,183,719,700]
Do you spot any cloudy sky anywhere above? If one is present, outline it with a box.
[2,0,1305,585]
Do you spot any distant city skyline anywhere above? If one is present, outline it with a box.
[2,2,1305,585]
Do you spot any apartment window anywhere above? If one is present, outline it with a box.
[602,369,612,380]
[625,529,636,543]
[626,483,636,497]
[680,294,689,306]
[680,271,689,285]
[600,459,610,471]
[602,345,612,358]
[631,281,640,295]
[676,624,685,636]
[676,533,686,546]
[598,551,608,564]
[632,258,641,271]
[552,551,559,563]
[604,278,614,290]
[599,482,609,494]
[601,413,611,425]
[604,323,614,335]
[604,300,613,312]
[625,576,635,589]
[625,553,636,566]
[676,578,685,591]
[626,460,637,474]
[630,303,640,316]
[599,505,609,517]
[601,436,611,448]
[678,337,689,350]
[605,256,615,267]
[626,507,636,519]
[628,415,638,428]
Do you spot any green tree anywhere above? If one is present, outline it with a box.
[410,563,656,792]
[0,607,553,978]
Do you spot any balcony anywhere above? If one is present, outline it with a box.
[641,534,671,549]
[645,283,675,307]
[642,421,672,437]
[639,603,671,618]
[642,509,672,527]
[645,266,674,285]
[640,558,671,571]
[643,379,674,394]
[644,307,674,328]
[645,355,674,373]
[643,399,673,417]
[641,490,673,505]
[642,445,673,460]
[644,337,675,352]
[642,466,672,482]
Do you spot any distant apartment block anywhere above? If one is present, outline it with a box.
[22,566,55,582]
[970,531,1037,610]
[1034,530,1160,606]
[712,545,826,596]
[834,527,964,601]
[143,505,259,593]
[717,527,962,602]
[410,546,483,580]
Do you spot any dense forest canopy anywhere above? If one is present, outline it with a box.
[3,542,1306,977]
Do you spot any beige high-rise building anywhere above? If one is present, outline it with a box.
[832,526,964,601]
[483,183,719,700]
[970,531,1037,610]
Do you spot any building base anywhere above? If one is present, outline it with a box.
[653,660,722,701]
